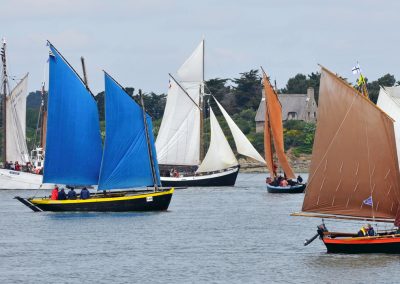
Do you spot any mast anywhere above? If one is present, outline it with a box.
[139,89,159,190]
[80,56,89,88]
[1,38,8,164]
[39,81,47,148]
[261,67,276,177]
[199,39,205,162]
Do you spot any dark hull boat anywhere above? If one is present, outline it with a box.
[15,188,173,212]
[16,44,174,213]
[293,67,400,254]
[323,235,400,254]
[161,166,239,187]
[266,183,305,193]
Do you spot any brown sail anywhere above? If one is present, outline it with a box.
[263,74,295,179]
[302,67,400,222]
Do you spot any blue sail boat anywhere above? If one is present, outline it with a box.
[16,43,173,212]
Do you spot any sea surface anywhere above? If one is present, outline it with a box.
[1,173,400,284]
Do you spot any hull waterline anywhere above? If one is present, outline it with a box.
[15,188,174,212]
[160,167,239,187]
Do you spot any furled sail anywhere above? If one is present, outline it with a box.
[6,73,29,163]
[197,107,237,173]
[263,74,295,179]
[156,41,204,166]
[302,67,400,222]
[377,86,400,166]
[214,97,265,164]
[43,43,103,185]
[98,73,161,190]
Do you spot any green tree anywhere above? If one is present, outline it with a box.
[367,74,396,103]
[205,78,230,102]
[231,69,262,112]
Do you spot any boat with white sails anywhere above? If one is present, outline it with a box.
[156,40,265,187]
[0,38,50,190]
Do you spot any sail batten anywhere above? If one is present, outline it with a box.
[197,107,238,173]
[98,73,161,190]
[43,44,103,185]
[302,67,400,223]
[214,97,265,164]
[263,74,295,179]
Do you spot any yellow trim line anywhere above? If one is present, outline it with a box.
[30,188,174,205]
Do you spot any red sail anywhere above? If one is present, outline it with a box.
[263,74,295,179]
[302,67,400,222]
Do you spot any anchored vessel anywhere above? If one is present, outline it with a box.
[156,40,265,187]
[261,69,305,193]
[16,43,173,212]
[293,66,400,253]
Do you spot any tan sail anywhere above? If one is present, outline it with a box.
[263,73,295,179]
[263,92,275,177]
[302,67,400,222]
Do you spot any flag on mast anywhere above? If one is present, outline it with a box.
[352,62,361,74]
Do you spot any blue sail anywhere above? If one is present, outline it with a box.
[43,43,103,185]
[98,72,161,190]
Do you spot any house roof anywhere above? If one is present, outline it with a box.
[255,93,311,122]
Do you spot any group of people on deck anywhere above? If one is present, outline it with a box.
[4,161,43,175]
[266,175,303,187]
[50,185,91,200]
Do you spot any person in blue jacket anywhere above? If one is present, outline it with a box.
[80,187,90,199]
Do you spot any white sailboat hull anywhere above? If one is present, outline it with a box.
[0,169,52,190]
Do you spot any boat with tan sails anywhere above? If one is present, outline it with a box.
[292,66,400,253]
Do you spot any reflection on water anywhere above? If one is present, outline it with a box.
[1,173,400,284]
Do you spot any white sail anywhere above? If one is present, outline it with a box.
[156,41,205,166]
[377,86,400,164]
[6,73,30,163]
[177,40,204,83]
[156,79,200,165]
[214,97,266,164]
[197,107,238,172]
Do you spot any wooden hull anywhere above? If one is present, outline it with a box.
[323,235,400,254]
[266,183,305,193]
[15,188,174,212]
[160,167,239,187]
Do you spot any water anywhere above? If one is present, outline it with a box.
[1,173,400,284]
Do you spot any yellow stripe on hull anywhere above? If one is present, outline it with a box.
[30,188,174,205]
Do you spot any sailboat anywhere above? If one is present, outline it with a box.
[261,69,305,193]
[156,40,265,187]
[292,66,400,253]
[15,43,173,212]
[0,38,50,190]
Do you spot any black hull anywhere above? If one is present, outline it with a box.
[161,168,239,187]
[266,184,305,193]
[323,236,400,254]
[15,189,173,212]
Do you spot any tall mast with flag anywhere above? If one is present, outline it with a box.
[352,62,369,98]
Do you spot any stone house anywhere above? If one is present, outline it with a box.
[255,87,317,133]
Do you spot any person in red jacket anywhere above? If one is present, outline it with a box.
[51,185,59,200]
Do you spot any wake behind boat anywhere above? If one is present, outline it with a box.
[156,40,265,187]
[16,43,173,212]
[292,66,400,253]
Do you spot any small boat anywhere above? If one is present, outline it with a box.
[261,68,304,193]
[0,38,48,189]
[293,66,400,254]
[16,43,173,212]
[156,40,265,187]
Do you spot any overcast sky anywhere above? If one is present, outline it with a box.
[2,0,400,95]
